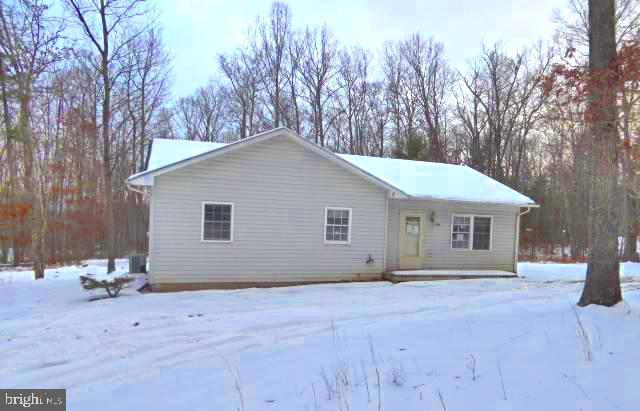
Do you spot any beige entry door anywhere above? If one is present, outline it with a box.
[399,211,425,270]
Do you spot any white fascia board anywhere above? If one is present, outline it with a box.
[402,195,539,208]
[128,174,154,186]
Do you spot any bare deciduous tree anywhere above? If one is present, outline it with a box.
[0,0,63,278]
[402,34,452,162]
[65,0,152,273]
[336,46,371,154]
[124,27,170,172]
[554,0,640,262]
[459,43,551,184]
[578,0,622,307]
[219,47,260,139]
[174,80,227,142]
[256,1,290,128]
[298,25,338,147]
[382,41,420,159]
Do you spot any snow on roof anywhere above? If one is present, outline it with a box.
[138,138,535,206]
[337,154,535,205]
[146,138,227,173]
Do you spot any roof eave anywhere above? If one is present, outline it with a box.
[127,173,154,186]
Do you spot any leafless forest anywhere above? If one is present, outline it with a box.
[1,0,639,275]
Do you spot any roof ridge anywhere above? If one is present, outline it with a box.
[131,129,536,207]
[153,137,228,143]
[337,153,465,167]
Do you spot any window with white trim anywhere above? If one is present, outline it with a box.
[451,214,492,250]
[202,202,233,241]
[451,215,471,249]
[325,207,351,243]
[472,216,492,250]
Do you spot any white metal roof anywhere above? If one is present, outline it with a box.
[337,154,535,206]
[145,138,227,172]
[130,131,536,207]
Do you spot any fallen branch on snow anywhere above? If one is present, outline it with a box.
[79,275,134,298]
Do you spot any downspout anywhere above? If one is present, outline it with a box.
[127,182,152,287]
[514,207,532,274]
[383,195,389,277]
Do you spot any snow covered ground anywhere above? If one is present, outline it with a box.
[518,261,640,282]
[0,259,130,282]
[1,261,639,410]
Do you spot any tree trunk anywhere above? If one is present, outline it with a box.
[274,77,281,127]
[379,123,384,157]
[240,106,247,139]
[620,91,639,262]
[139,82,147,172]
[578,0,622,307]
[100,13,116,273]
[19,89,46,279]
[290,66,301,134]
[103,81,116,272]
[0,58,19,266]
[87,101,99,260]
[623,216,639,261]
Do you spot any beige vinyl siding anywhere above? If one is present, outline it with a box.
[151,133,387,284]
[386,199,519,272]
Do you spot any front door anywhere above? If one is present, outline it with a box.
[399,211,425,270]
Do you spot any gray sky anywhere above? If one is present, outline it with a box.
[159,0,562,99]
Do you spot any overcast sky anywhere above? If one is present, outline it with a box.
[158,0,562,99]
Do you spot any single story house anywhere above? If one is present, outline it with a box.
[127,128,538,291]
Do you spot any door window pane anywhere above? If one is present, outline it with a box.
[405,216,421,256]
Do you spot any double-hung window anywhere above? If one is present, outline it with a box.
[451,214,492,251]
[451,215,471,249]
[325,207,351,244]
[472,216,492,250]
[202,202,234,242]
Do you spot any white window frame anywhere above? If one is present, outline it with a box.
[201,201,234,243]
[450,214,493,251]
[324,207,352,244]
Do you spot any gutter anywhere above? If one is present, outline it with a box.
[127,181,152,285]
[409,195,539,208]
[514,207,532,274]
